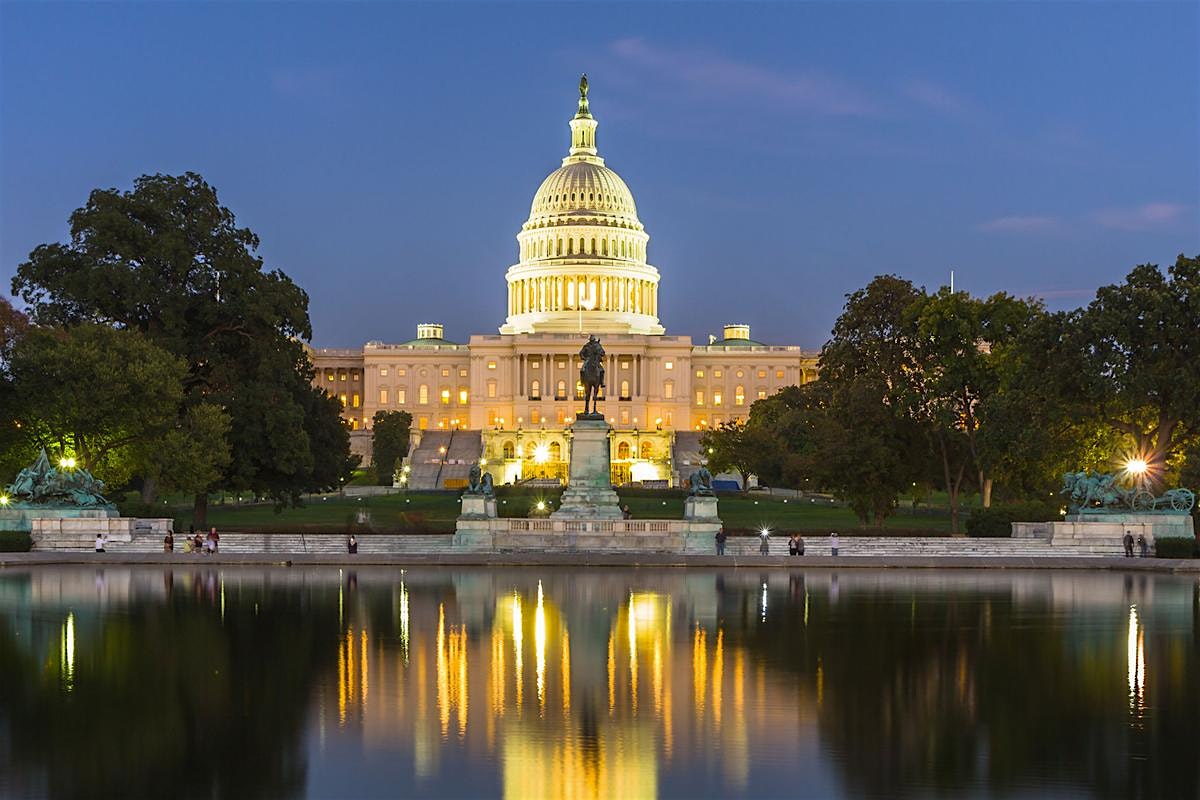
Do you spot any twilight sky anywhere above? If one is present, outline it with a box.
[1,2,1197,349]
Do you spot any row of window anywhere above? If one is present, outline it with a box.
[486,409,674,429]
[362,381,771,408]
[694,387,769,406]
[694,368,785,380]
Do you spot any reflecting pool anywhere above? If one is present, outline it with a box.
[1,566,1198,799]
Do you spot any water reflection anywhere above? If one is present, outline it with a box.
[0,567,1198,799]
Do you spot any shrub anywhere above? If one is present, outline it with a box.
[0,532,32,552]
[1154,537,1198,559]
[966,502,1061,538]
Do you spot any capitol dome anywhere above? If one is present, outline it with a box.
[501,76,664,336]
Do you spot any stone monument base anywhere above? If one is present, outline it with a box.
[683,495,720,521]
[0,505,117,533]
[459,494,497,520]
[551,418,622,519]
[30,516,174,551]
[1013,513,1194,546]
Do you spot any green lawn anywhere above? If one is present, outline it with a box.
[172,489,952,535]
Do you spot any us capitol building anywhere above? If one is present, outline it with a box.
[310,78,819,489]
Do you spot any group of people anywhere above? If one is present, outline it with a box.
[716,528,840,556]
[163,526,220,554]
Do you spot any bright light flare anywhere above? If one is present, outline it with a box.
[58,457,76,469]
[533,444,551,464]
[1125,458,1148,476]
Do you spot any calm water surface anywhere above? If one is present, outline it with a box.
[1,565,1197,799]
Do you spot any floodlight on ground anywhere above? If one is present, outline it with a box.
[0,495,8,506]
[536,500,546,511]
[1125,458,1149,476]
[59,457,76,469]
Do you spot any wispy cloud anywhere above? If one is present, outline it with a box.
[608,37,877,117]
[1092,202,1189,231]
[900,79,983,124]
[975,215,1060,234]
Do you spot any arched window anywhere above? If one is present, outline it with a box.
[591,237,597,254]
[617,441,631,460]
[568,238,574,255]
[640,441,653,459]
[556,380,567,399]
[550,441,562,460]
[620,380,630,399]
[502,441,515,460]
[531,379,540,399]
[418,384,429,405]
[602,239,608,256]
[556,238,562,256]
[735,385,745,406]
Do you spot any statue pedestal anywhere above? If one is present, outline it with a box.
[1013,513,1194,546]
[0,505,117,533]
[552,419,622,519]
[459,494,497,520]
[684,495,720,521]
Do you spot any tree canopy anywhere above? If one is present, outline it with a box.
[10,172,352,521]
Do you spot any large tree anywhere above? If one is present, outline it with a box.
[371,410,412,486]
[699,419,777,493]
[1065,255,1200,482]
[817,275,927,526]
[11,172,352,522]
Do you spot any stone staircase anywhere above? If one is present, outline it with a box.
[685,536,1124,557]
[406,431,454,489]
[439,430,483,488]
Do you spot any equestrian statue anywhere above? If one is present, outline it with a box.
[579,335,606,419]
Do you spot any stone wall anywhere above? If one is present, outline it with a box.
[31,517,173,551]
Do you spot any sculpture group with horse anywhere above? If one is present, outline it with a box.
[1061,470,1194,514]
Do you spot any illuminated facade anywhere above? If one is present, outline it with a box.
[310,79,819,486]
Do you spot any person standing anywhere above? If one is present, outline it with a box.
[94,532,107,553]
[759,529,770,555]
[788,534,799,556]
[348,534,358,554]
[1122,530,1134,557]
[164,532,174,553]
[715,527,727,556]
[209,527,219,555]
[1137,534,1148,558]
[622,505,632,520]
[796,535,805,556]
[830,532,839,557]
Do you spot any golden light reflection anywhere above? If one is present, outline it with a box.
[560,628,571,717]
[711,629,724,729]
[536,582,547,712]
[1128,604,1146,723]
[399,580,410,661]
[692,624,707,723]
[314,580,813,799]
[628,593,639,715]
[61,612,75,693]
[512,592,524,710]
